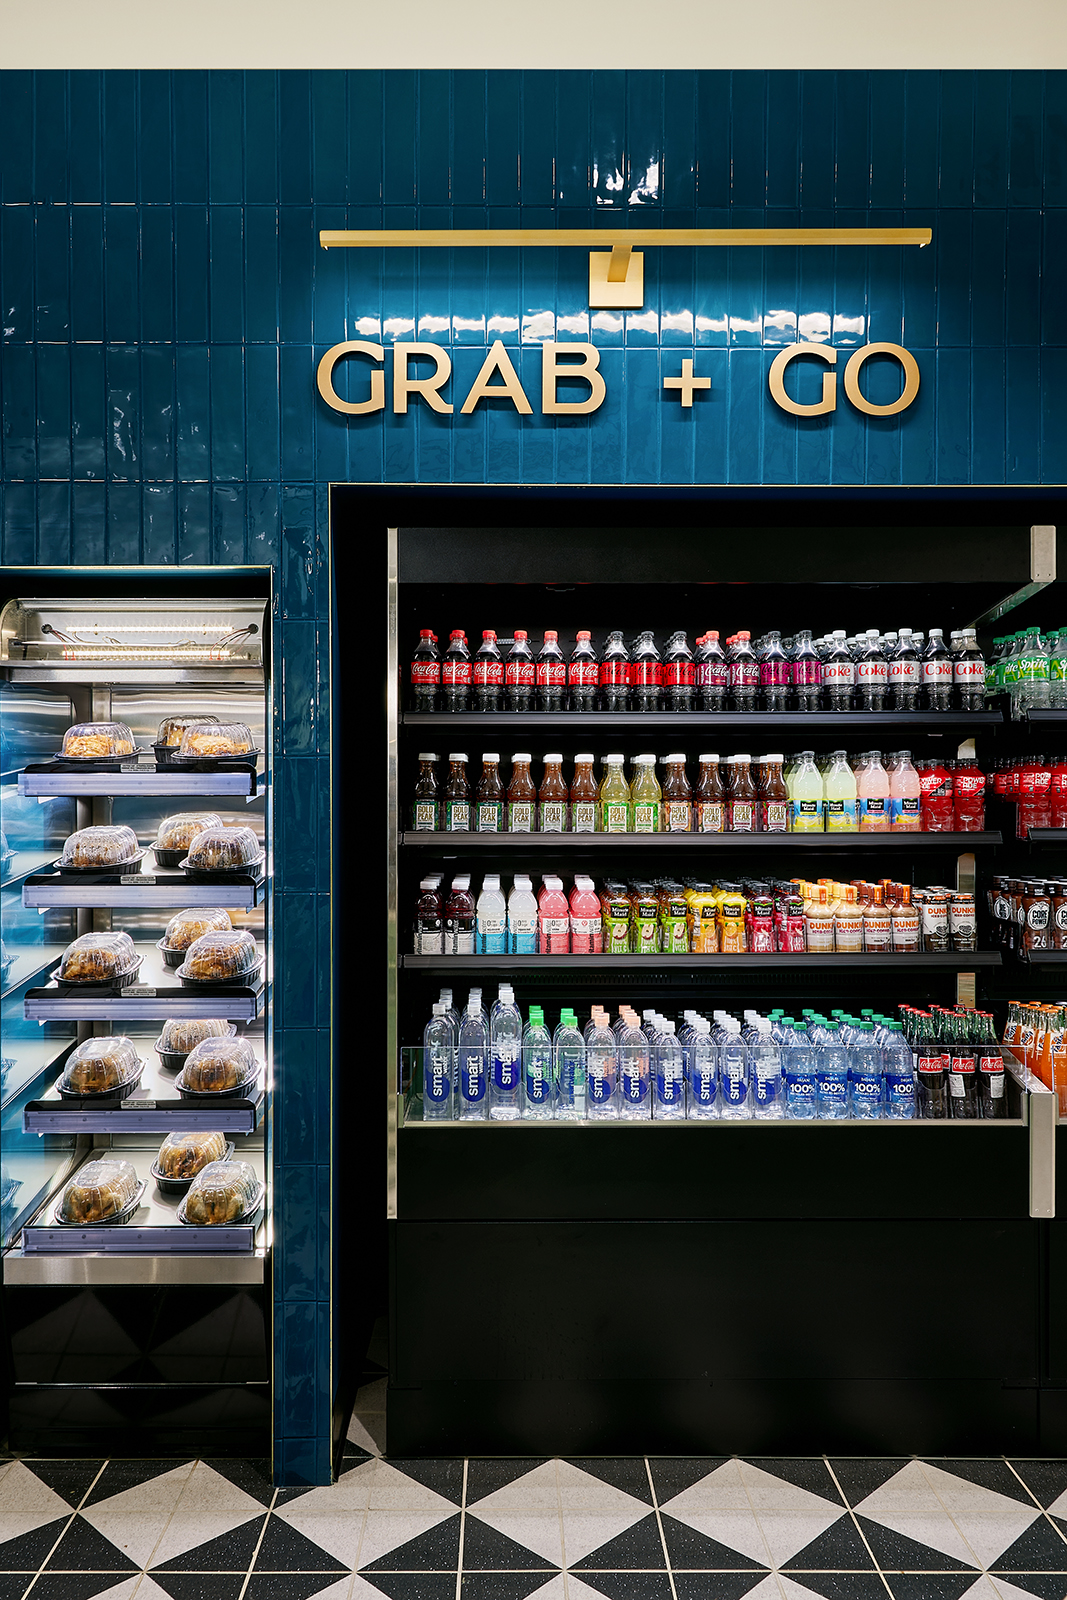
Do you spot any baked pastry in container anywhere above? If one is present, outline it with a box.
[181,1159,260,1225]
[59,722,136,761]
[58,1035,142,1098]
[154,1017,234,1071]
[58,1158,140,1225]
[156,713,219,751]
[175,1035,259,1097]
[176,721,254,759]
[153,1131,228,1189]
[58,824,140,871]
[176,929,261,985]
[181,825,262,874]
[152,812,223,868]
[55,931,140,986]
[157,907,232,967]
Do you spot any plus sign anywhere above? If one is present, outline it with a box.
[664,358,711,407]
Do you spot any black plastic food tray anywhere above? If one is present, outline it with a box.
[163,749,261,773]
[55,1061,145,1102]
[48,750,150,770]
[175,957,265,989]
[153,1024,237,1075]
[53,850,147,878]
[177,1180,263,1227]
[174,1067,261,1102]
[53,1181,147,1227]
[48,955,145,992]
[177,855,265,882]
[152,1142,236,1196]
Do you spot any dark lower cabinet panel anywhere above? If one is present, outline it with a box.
[391,1219,1041,1456]
[8,1383,270,1457]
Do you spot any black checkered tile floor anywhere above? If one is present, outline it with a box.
[1,1443,1067,1600]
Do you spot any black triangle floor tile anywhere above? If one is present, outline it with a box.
[459,1515,558,1572]
[359,1579,457,1600]
[151,1578,247,1600]
[570,1513,667,1570]
[460,1574,561,1600]
[151,1515,268,1573]
[992,1515,1067,1570]
[22,1579,135,1600]
[673,1579,776,1600]
[23,1462,106,1509]
[563,1459,654,1505]
[994,1578,1067,1600]
[1010,1461,1067,1510]
[380,1458,464,1504]
[0,1580,32,1600]
[780,1513,876,1571]
[250,1518,347,1574]
[779,1577,896,1600]
[922,1458,1037,1507]
[243,1578,351,1600]
[0,1517,70,1572]
[742,1459,845,1506]
[43,1516,138,1573]
[659,1513,766,1572]
[342,1444,373,1462]
[360,1513,461,1573]
[882,1579,984,1600]
[466,1460,552,1506]
[853,1514,976,1573]
[199,1458,275,1507]
[827,1460,912,1508]
[575,1576,674,1600]
[648,1459,731,1504]
[83,1462,192,1509]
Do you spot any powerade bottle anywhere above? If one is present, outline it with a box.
[521,1006,555,1121]
[554,1010,587,1122]
[882,1022,916,1120]
[505,630,535,711]
[441,630,472,713]
[600,630,631,712]
[473,630,504,713]
[568,631,599,713]
[535,631,566,712]
[696,631,728,711]
[630,630,662,712]
[410,629,440,712]
[663,631,695,711]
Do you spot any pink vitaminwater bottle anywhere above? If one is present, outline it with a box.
[890,749,922,832]
[538,875,571,954]
[569,874,604,954]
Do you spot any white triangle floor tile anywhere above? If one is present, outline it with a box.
[471,1509,565,1568]
[144,1462,268,1569]
[345,1418,382,1457]
[659,1503,770,1566]
[921,1464,1041,1517]
[855,1460,952,1516]
[737,1579,790,1600]
[81,1465,198,1569]
[0,1461,76,1544]
[472,1461,563,1513]
[661,1460,755,1513]
[301,1578,355,1600]
[858,1506,980,1567]
[81,1580,150,1600]
[356,1508,460,1570]
[951,1510,1045,1569]
[526,1577,603,1600]
[754,1507,848,1567]
[738,1463,843,1513]
[1046,1485,1067,1520]
[351,1579,394,1600]
[276,1508,366,1569]
[278,1458,455,1517]
[129,1580,175,1600]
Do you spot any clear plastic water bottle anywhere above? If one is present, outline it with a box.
[476,874,507,954]
[718,1020,749,1120]
[457,999,489,1121]
[438,988,460,1038]
[816,1022,850,1120]
[749,1020,782,1120]
[1049,628,1067,710]
[882,1022,917,1120]
[1015,627,1050,717]
[849,1020,884,1119]
[588,1010,621,1120]
[422,1001,454,1121]
[784,1021,818,1120]
[554,1009,586,1122]
[507,873,539,955]
[489,984,522,1121]
[521,1005,555,1121]
[653,1020,686,1120]
[687,1018,718,1120]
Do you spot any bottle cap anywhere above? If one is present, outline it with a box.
[451,874,470,888]
[482,874,500,889]
[634,754,655,765]
[576,630,592,641]
[449,630,465,640]
[514,630,528,641]
[698,753,719,762]
[482,752,499,762]
[605,752,624,763]
[448,752,468,762]
[543,753,563,764]
[707,630,719,640]
[418,752,437,761]
[419,878,437,891]
[512,752,532,763]
[543,630,557,641]
[574,752,594,763]
[433,1002,446,1015]
[419,629,434,638]
[482,630,496,640]
[664,752,686,763]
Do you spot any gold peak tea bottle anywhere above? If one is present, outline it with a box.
[660,754,693,833]
[599,753,631,834]
[631,754,661,833]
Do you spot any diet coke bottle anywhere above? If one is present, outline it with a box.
[856,630,889,712]
[922,628,953,712]
[823,630,855,712]
[889,628,921,711]
[954,628,986,711]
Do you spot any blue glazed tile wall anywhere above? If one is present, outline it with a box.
[0,68,1064,1484]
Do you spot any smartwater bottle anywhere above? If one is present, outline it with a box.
[587,1014,620,1120]
[687,1019,718,1120]
[554,1010,586,1122]
[749,1021,782,1120]
[617,1016,650,1120]
[457,1001,488,1121]
[489,985,522,1121]
[422,1002,454,1121]
[653,1021,686,1121]
[718,1021,749,1120]
[521,1006,555,1121]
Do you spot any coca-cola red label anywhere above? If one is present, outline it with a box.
[856,660,889,684]
[889,659,920,682]
[600,660,631,687]
[979,1054,1004,1073]
[955,659,985,681]
[411,662,440,684]
[568,661,599,687]
[441,660,472,686]
[922,660,954,684]
[536,661,566,688]
[918,1056,944,1074]
[664,661,695,687]
[632,661,663,687]
[950,1054,977,1073]
[505,660,535,686]
[473,659,505,686]
[824,661,855,684]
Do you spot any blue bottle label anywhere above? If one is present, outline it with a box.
[524,1057,552,1104]
[886,1072,915,1104]
[786,1074,817,1105]
[492,1047,519,1092]
[688,1061,717,1106]
[460,1053,486,1102]
[425,1053,451,1104]
[817,1072,848,1100]
[851,1073,882,1106]
[721,1065,747,1106]
[655,1064,684,1106]
[618,1066,646,1103]
[752,1069,780,1107]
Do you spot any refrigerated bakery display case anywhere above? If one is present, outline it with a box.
[0,593,271,1453]
[377,506,1066,1458]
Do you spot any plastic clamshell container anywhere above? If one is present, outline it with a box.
[175,1036,259,1098]
[55,931,142,987]
[154,1017,235,1072]
[156,713,219,751]
[57,824,141,872]
[157,907,232,967]
[176,721,255,759]
[56,1158,142,1225]
[180,825,263,874]
[178,1159,261,1225]
[58,1035,143,1099]
[58,722,136,761]
[152,811,223,868]
[175,929,261,986]
[152,1131,230,1194]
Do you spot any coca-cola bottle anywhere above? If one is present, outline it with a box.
[599,630,630,712]
[535,630,566,712]
[696,630,728,711]
[568,631,599,713]
[663,630,695,711]
[441,629,471,713]
[631,630,662,712]
[504,630,535,712]
[922,627,953,712]
[728,631,760,712]
[759,631,791,712]
[473,630,504,713]
[791,628,822,712]
[856,630,889,711]
[954,628,986,711]
[823,630,855,711]
[888,628,921,711]
[410,628,440,713]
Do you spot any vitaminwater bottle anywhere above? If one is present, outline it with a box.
[441,630,472,713]
[890,749,921,831]
[415,877,443,954]
[824,750,859,832]
[410,629,440,712]
[663,631,695,711]
[696,630,728,711]
[568,631,599,712]
[506,873,538,954]
[538,876,571,954]
[473,630,504,712]
[535,631,566,712]
[631,754,662,833]
[598,753,631,833]
[790,751,824,833]
[630,630,662,712]
[600,630,631,712]
[476,874,507,954]
[569,875,604,954]
[504,630,535,711]
[443,874,475,954]
[570,752,598,833]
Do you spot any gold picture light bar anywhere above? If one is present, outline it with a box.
[319,226,931,309]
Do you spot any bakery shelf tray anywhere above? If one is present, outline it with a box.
[401,830,1002,850]
[401,952,1002,971]
[22,866,266,910]
[18,765,260,799]
[24,943,266,1021]
[402,711,1004,731]
[23,1059,265,1134]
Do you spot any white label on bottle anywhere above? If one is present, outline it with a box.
[453,928,475,955]
[417,929,443,955]
[824,661,855,684]
[572,801,596,833]
[414,803,437,830]
[665,802,691,832]
[508,802,533,832]
[955,659,985,681]
[923,660,953,684]
[570,915,600,952]
[633,803,657,833]
[889,659,920,683]
[540,802,565,832]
